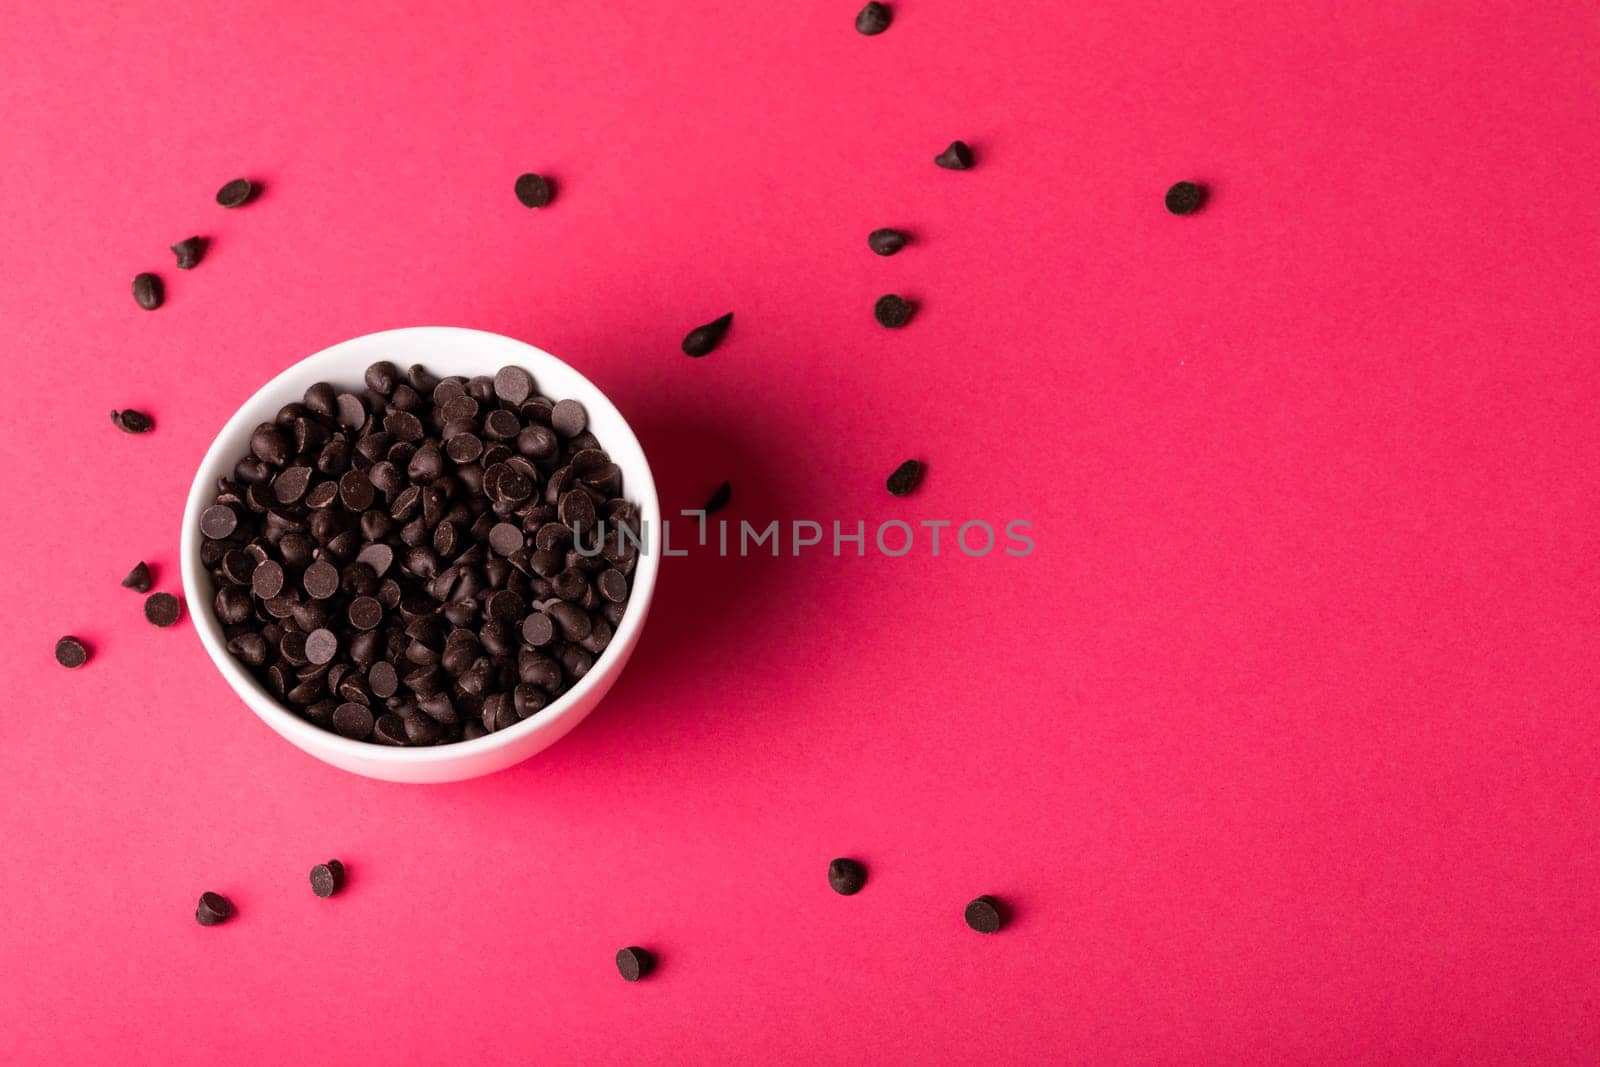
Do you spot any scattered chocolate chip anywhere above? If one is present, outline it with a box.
[112,409,154,434]
[310,860,346,898]
[171,236,206,270]
[886,459,925,497]
[216,178,257,208]
[616,946,655,982]
[868,228,909,255]
[1165,181,1206,215]
[122,561,153,593]
[855,1,892,34]
[132,272,163,310]
[195,892,233,926]
[964,894,1005,933]
[54,636,89,669]
[935,140,974,170]
[514,173,553,208]
[828,858,867,895]
[681,312,733,358]
[702,481,731,514]
[144,592,181,628]
[873,294,915,328]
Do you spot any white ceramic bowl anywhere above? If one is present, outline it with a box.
[181,327,660,783]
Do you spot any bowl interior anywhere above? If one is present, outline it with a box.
[180,326,660,766]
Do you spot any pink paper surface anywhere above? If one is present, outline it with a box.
[2,1,1597,1062]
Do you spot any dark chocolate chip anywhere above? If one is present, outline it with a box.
[596,568,628,604]
[304,628,339,665]
[494,366,535,404]
[855,1,891,35]
[702,481,731,514]
[681,312,733,358]
[171,236,206,270]
[514,172,553,208]
[144,592,181,627]
[132,272,163,310]
[112,409,154,434]
[828,858,867,895]
[200,504,237,539]
[333,702,375,740]
[368,660,399,698]
[303,560,340,599]
[935,141,974,170]
[964,894,1005,933]
[122,561,153,593]
[886,459,925,497]
[616,946,655,982]
[874,294,915,328]
[1165,181,1206,216]
[310,860,345,898]
[550,399,587,437]
[54,636,89,669]
[347,596,383,631]
[489,522,525,556]
[195,891,234,926]
[216,178,257,208]
[252,560,286,599]
[868,228,909,256]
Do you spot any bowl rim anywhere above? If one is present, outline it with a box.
[179,325,661,764]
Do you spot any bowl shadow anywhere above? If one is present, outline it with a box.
[522,401,802,758]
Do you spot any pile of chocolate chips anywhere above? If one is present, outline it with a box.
[198,361,639,745]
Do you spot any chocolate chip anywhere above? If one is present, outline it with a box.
[874,294,915,328]
[597,568,629,604]
[144,592,181,627]
[964,894,1005,933]
[305,628,339,665]
[868,227,909,255]
[333,702,374,739]
[200,505,237,539]
[273,466,312,504]
[132,272,163,310]
[1165,180,1206,215]
[368,660,399,698]
[681,312,733,358]
[216,178,257,208]
[615,946,655,982]
[520,611,555,647]
[828,858,867,895]
[252,560,286,599]
[303,560,340,599]
[122,561,152,593]
[310,860,345,898]
[514,172,553,208]
[702,481,731,514]
[550,399,587,437]
[112,409,154,434]
[855,1,891,34]
[54,636,89,669]
[195,891,234,926]
[355,542,394,577]
[934,141,974,170]
[171,236,206,270]
[347,596,383,630]
[886,459,925,497]
[375,712,411,745]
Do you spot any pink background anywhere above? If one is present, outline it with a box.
[2,1,1597,1062]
